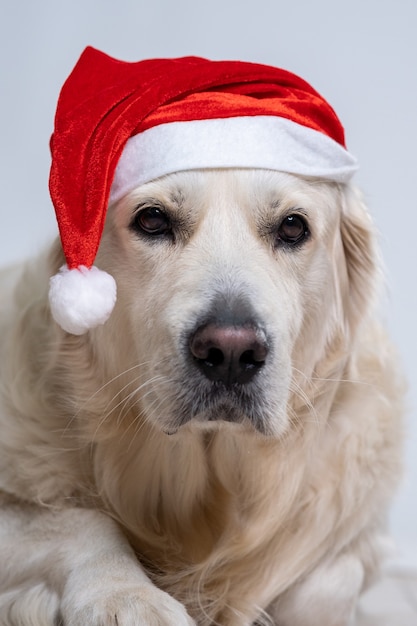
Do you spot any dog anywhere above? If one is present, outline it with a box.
[0,165,404,625]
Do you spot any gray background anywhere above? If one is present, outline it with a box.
[1,0,416,563]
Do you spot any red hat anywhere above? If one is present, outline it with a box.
[48,47,357,334]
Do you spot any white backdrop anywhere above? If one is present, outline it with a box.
[1,0,416,563]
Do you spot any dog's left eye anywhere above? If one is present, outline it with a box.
[131,207,172,237]
[276,214,310,247]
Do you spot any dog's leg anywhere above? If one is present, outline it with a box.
[267,553,365,626]
[0,500,195,626]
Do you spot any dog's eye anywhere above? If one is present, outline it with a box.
[132,207,171,237]
[276,214,309,247]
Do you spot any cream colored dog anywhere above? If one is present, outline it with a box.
[0,169,403,625]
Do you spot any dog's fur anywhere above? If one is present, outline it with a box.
[0,170,404,625]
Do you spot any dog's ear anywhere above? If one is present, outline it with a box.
[340,185,380,333]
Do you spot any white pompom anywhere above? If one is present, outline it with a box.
[49,265,117,335]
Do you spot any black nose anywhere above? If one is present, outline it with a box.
[189,322,269,385]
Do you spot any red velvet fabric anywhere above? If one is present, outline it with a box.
[49,47,346,270]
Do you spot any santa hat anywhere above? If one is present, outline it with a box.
[48,47,357,335]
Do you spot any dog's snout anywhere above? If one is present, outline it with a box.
[189,323,268,385]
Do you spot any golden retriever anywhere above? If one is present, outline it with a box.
[0,168,404,625]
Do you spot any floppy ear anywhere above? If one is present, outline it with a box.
[340,185,380,333]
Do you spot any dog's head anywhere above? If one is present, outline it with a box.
[79,169,377,438]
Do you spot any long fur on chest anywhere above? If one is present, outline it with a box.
[89,359,401,624]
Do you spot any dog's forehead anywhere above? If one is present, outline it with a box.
[131,169,338,219]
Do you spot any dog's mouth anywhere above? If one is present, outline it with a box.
[162,376,276,437]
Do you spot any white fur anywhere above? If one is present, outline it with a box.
[0,170,404,625]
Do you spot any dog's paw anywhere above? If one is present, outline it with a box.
[62,583,195,626]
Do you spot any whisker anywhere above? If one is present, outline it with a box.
[291,365,371,387]
[76,356,172,416]
[91,374,170,442]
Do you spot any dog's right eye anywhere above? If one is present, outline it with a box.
[131,207,172,237]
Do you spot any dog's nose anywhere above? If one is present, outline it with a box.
[189,323,268,385]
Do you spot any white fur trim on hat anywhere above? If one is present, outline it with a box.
[49,265,117,335]
[109,115,358,204]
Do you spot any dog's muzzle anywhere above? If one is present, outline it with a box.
[161,295,285,436]
[177,294,272,431]
[178,296,271,431]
